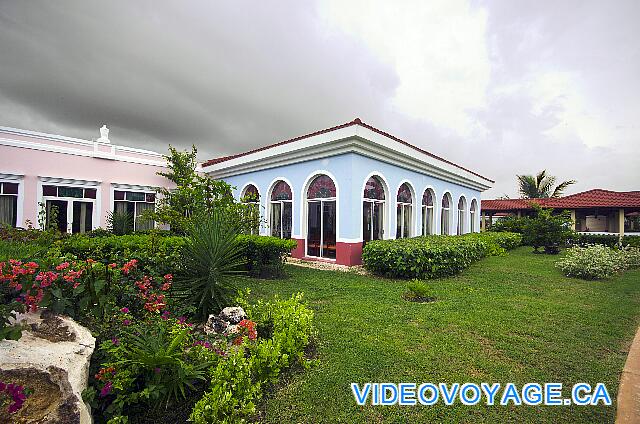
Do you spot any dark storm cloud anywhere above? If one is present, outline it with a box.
[0,1,398,156]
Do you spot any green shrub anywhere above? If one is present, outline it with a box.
[569,233,640,248]
[362,232,520,280]
[621,246,640,269]
[86,315,218,422]
[236,235,296,279]
[53,232,186,274]
[403,280,436,302]
[556,245,629,280]
[0,240,48,262]
[190,293,314,423]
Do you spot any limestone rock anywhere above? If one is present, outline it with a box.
[0,310,95,423]
[219,306,247,325]
[203,314,229,335]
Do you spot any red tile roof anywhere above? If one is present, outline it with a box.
[203,118,494,183]
[482,189,640,211]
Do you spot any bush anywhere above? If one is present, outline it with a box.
[86,315,216,421]
[190,293,315,424]
[362,232,519,280]
[403,280,436,302]
[53,233,186,275]
[569,233,640,248]
[555,244,632,280]
[236,235,297,279]
[491,205,573,253]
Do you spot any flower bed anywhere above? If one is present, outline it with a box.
[0,254,314,423]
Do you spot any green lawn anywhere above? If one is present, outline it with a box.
[240,247,640,423]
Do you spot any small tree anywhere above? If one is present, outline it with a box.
[147,145,259,234]
[523,204,574,254]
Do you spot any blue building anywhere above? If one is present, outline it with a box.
[202,119,493,266]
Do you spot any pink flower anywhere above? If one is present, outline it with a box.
[161,310,170,320]
[120,307,129,314]
[108,263,117,269]
[99,381,113,397]
[122,319,131,326]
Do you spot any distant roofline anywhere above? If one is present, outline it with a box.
[0,125,164,157]
[482,189,640,210]
[203,118,494,183]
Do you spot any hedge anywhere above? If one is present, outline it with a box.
[236,235,297,279]
[362,232,521,279]
[569,233,640,248]
[52,233,185,274]
[54,233,296,279]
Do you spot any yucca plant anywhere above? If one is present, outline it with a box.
[174,210,246,320]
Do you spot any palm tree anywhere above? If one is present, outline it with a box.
[517,170,576,199]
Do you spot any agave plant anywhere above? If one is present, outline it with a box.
[174,210,246,320]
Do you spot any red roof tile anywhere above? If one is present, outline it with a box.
[203,118,493,183]
[482,189,640,211]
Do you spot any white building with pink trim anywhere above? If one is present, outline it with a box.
[0,125,171,232]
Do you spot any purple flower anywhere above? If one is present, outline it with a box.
[120,307,129,314]
[99,381,113,397]
[161,310,170,320]
[154,367,161,374]
[177,316,187,324]
[111,337,120,346]
[122,319,131,326]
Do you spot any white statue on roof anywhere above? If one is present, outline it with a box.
[97,124,110,143]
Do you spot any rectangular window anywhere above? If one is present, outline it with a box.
[113,190,156,231]
[0,182,19,227]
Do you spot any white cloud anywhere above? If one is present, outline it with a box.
[319,0,491,136]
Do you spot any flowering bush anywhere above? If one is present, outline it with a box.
[0,257,176,338]
[556,245,629,280]
[0,381,28,414]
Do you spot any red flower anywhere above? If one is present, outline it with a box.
[55,262,70,271]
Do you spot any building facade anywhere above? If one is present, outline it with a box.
[0,125,170,232]
[203,119,494,266]
[481,189,640,236]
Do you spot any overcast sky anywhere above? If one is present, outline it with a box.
[1,1,638,198]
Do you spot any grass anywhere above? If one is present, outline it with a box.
[240,247,640,423]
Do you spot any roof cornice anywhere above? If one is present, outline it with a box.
[205,130,493,191]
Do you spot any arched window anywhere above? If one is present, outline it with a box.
[363,176,385,244]
[306,175,336,259]
[396,183,413,238]
[270,180,292,239]
[421,189,434,236]
[470,199,477,232]
[241,184,260,235]
[441,193,451,235]
[457,196,467,235]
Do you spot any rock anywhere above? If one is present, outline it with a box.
[203,315,229,335]
[0,311,95,424]
[225,324,239,335]
[219,306,247,325]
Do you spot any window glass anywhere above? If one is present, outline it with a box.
[363,176,385,200]
[308,175,336,199]
[271,181,292,201]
